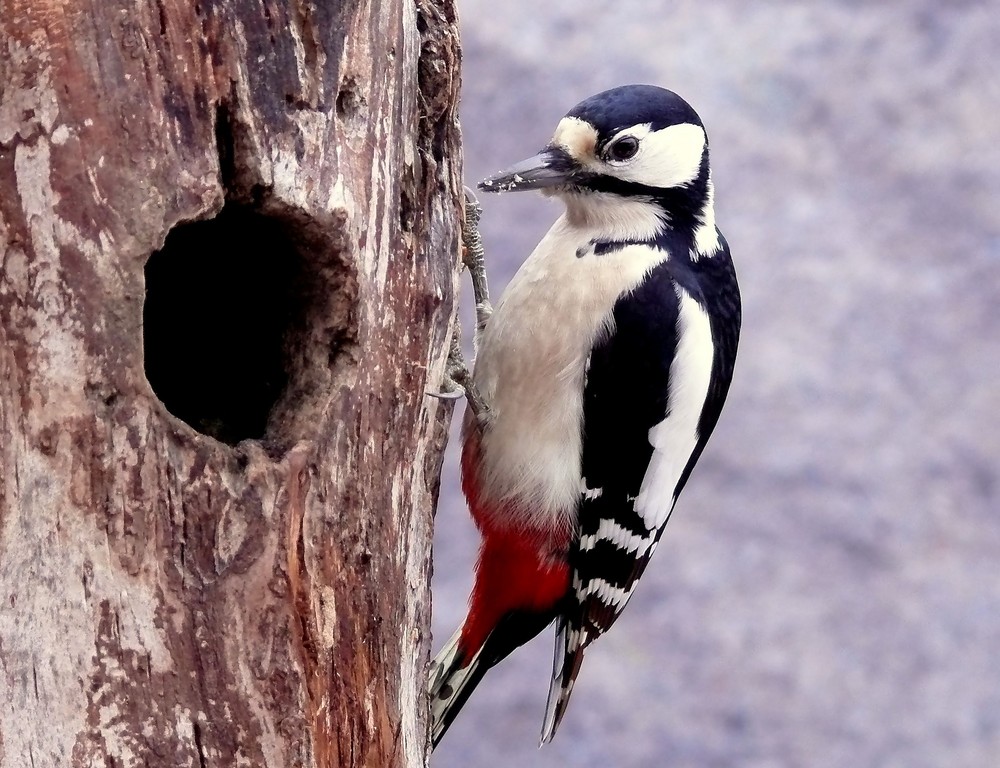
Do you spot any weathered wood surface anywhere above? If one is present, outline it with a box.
[0,1,462,766]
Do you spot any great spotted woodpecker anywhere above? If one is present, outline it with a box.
[430,84,741,747]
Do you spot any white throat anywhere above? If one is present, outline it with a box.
[556,191,667,241]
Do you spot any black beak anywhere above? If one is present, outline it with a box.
[477,146,582,193]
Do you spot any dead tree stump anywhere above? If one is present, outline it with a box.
[0,1,461,766]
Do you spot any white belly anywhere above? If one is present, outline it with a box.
[472,213,670,532]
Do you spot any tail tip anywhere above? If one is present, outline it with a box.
[429,629,482,750]
[538,686,569,747]
[540,619,586,746]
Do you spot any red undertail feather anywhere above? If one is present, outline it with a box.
[429,413,573,748]
[457,412,571,661]
[459,530,570,660]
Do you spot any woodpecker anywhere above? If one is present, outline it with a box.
[430,84,741,747]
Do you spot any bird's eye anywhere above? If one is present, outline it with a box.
[607,136,639,162]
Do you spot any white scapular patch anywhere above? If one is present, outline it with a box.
[604,122,706,189]
[634,287,715,530]
[473,219,670,532]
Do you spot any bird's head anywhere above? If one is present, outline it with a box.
[478,85,715,243]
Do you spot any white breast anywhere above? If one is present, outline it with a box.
[472,198,670,533]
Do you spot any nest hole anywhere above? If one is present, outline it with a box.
[143,204,300,445]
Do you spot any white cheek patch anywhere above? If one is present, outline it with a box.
[610,123,706,189]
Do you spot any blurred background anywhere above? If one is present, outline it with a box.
[430,2,1000,766]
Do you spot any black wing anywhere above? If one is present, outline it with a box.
[541,237,741,741]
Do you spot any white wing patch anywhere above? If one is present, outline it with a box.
[579,518,654,555]
[572,571,635,610]
[583,578,635,611]
[634,287,715,530]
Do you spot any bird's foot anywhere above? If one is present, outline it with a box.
[425,188,494,421]
[427,321,491,422]
[462,187,493,348]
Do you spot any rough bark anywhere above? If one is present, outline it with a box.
[0,1,461,767]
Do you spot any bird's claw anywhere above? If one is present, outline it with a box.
[428,320,491,422]
[426,186,494,421]
[425,386,466,402]
[461,186,493,347]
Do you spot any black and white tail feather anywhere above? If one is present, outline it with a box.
[429,610,558,747]
[542,503,670,743]
[428,628,488,747]
[541,616,577,744]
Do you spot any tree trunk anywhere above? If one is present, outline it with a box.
[0,1,461,766]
